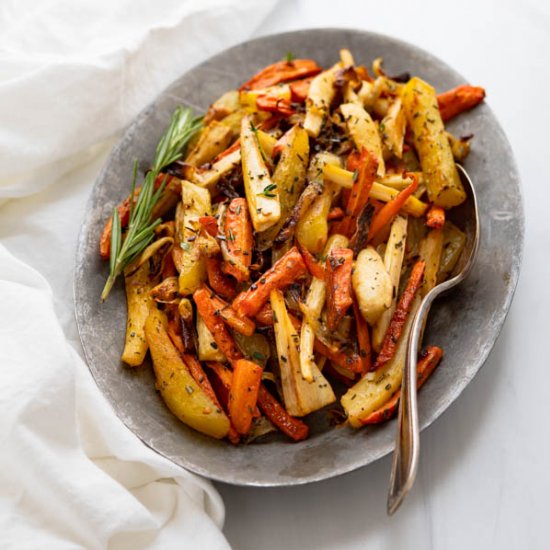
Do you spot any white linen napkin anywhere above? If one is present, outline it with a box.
[0,0,278,547]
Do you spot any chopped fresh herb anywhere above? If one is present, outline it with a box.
[257,183,277,198]
[285,51,296,63]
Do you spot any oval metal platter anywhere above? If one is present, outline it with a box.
[74,28,524,486]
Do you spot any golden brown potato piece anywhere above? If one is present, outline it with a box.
[145,308,230,439]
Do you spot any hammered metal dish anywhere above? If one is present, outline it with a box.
[74,28,523,486]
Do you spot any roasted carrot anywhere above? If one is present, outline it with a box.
[208,292,256,337]
[298,242,326,280]
[205,257,237,300]
[367,173,418,242]
[373,260,426,371]
[327,206,345,221]
[222,198,253,282]
[257,384,309,441]
[334,148,378,238]
[229,359,264,435]
[254,302,274,326]
[289,77,315,102]
[325,248,354,331]
[239,59,322,91]
[204,362,241,444]
[256,95,295,117]
[199,215,219,238]
[165,307,185,355]
[194,287,242,364]
[361,346,443,424]
[437,85,486,122]
[183,353,223,410]
[232,247,307,317]
[313,339,363,374]
[426,204,446,229]
[353,298,372,373]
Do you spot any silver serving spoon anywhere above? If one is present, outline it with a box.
[387,164,480,515]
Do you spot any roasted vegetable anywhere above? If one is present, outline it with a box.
[145,307,230,438]
[402,77,466,208]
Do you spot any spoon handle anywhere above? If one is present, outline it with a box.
[387,293,435,515]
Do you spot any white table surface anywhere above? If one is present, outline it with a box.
[216,1,550,549]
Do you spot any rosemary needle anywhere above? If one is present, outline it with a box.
[100,106,202,302]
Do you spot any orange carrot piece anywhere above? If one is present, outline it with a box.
[222,198,253,282]
[256,95,295,117]
[208,292,256,337]
[353,298,372,373]
[205,257,237,300]
[199,216,219,238]
[374,260,426,371]
[183,354,223,410]
[289,76,315,102]
[257,384,309,441]
[325,248,354,331]
[361,346,443,424]
[426,205,446,229]
[327,206,345,221]
[194,287,243,364]
[297,242,326,280]
[239,59,322,91]
[313,339,363,373]
[437,85,486,122]
[334,148,378,238]
[229,359,264,435]
[165,309,185,355]
[254,302,274,326]
[232,247,307,317]
[367,173,418,242]
[204,362,241,444]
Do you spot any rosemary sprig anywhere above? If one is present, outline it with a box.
[100,106,202,301]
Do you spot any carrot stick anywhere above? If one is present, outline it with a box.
[232,247,307,317]
[325,248,353,331]
[165,308,185,355]
[208,292,256,337]
[204,362,241,444]
[353,298,372,373]
[183,354,224,410]
[437,85,485,122]
[289,77,315,103]
[205,257,237,300]
[297,242,326,280]
[313,339,363,373]
[194,287,243,364]
[426,205,446,229]
[239,59,322,91]
[229,359,264,435]
[373,260,426,371]
[199,215,219,238]
[222,198,253,282]
[256,95,295,117]
[257,384,309,441]
[327,206,345,221]
[361,346,443,424]
[255,302,274,326]
[367,173,418,242]
[333,148,378,238]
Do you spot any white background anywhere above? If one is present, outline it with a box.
[217,1,550,549]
